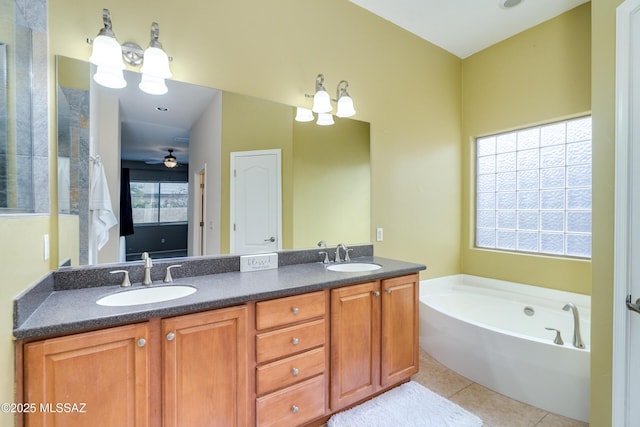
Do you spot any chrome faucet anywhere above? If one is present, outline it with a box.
[562,303,585,349]
[141,252,153,285]
[335,243,347,263]
[164,264,182,283]
[317,241,330,264]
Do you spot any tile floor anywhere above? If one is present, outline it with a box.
[411,348,589,427]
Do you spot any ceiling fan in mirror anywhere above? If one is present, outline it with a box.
[145,149,180,168]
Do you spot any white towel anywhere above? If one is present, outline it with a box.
[90,160,118,251]
[58,157,71,214]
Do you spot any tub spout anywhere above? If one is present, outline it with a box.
[563,303,585,349]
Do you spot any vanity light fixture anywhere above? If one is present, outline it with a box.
[88,9,173,95]
[138,22,173,95]
[294,107,314,122]
[311,74,332,113]
[88,9,127,89]
[316,113,335,126]
[335,80,356,118]
[298,73,356,125]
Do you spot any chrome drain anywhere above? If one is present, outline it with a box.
[524,306,535,316]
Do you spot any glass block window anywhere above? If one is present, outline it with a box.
[130,181,188,224]
[475,116,592,258]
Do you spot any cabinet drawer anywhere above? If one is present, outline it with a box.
[256,291,325,330]
[256,319,325,363]
[256,347,325,396]
[256,375,326,427]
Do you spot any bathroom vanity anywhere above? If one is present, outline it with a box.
[14,248,425,427]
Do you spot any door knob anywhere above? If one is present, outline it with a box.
[626,294,640,314]
[264,236,276,242]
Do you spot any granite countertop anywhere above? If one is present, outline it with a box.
[14,255,426,340]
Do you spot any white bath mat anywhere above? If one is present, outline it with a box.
[327,381,483,427]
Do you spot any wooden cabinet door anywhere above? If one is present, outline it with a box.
[330,281,380,411]
[380,274,419,387]
[24,323,150,427]
[162,306,248,427]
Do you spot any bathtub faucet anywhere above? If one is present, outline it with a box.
[562,303,585,349]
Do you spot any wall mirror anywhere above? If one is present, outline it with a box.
[1,0,49,214]
[0,43,6,205]
[56,55,371,267]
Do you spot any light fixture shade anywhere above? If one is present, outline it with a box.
[93,64,127,89]
[316,113,334,126]
[336,95,356,118]
[295,107,314,122]
[139,73,168,95]
[163,150,178,168]
[89,34,127,88]
[312,90,332,114]
[164,158,178,168]
[139,46,172,95]
[140,46,172,78]
[89,34,124,66]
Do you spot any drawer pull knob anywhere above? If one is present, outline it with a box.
[292,337,299,345]
[292,307,299,315]
[137,338,146,347]
[291,405,299,414]
[292,367,299,376]
[166,332,176,341]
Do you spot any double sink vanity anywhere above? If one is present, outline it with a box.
[13,245,425,426]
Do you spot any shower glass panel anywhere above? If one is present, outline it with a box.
[0,43,6,208]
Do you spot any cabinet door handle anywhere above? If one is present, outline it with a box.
[385,288,392,294]
[292,367,299,376]
[291,337,299,345]
[166,332,176,341]
[291,405,299,414]
[373,291,380,297]
[137,338,146,348]
[292,307,299,315]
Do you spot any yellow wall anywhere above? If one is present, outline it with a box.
[461,3,592,294]
[591,0,622,424]
[2,0,620,425]
[220,91,294,253]
[47,0,463,278]
[292,118,370,248]
[0,216,52,425]
[57,215,79,266]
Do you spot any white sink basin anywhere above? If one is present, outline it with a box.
[96,285,197,307]
[327,263,382,272]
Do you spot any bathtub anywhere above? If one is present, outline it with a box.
[419,274,590,423]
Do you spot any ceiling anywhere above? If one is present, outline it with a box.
[96,71,220,165]
[349,0,590,58]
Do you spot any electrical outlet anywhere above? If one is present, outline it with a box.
[376,227,384,242]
